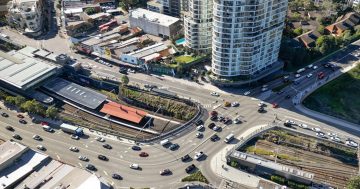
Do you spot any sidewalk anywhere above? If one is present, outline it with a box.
[209,125,266,188]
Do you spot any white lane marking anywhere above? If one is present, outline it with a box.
[78,163,82,167]
[56,155,61,160]
[103,171,108,176]
[284,116,320,127]
[84,144,88,148]
[120,155,123,158]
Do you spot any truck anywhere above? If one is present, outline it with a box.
[60,123,83,136]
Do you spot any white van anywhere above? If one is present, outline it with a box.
[42,125,53,132]
[160,139,170,146]
[224,133,235,143]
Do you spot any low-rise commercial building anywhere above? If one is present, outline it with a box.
[120,43,169,65]
[147,0,163,13]
[129,8,181,39]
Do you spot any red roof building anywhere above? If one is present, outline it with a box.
[100,101,147,124]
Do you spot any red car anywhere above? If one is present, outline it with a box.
[210,111,218,116]
[17,114,24,119]
[139,152,149,157]
[41,121,49,126]
[317,72,325,79]
[272,103,279,108]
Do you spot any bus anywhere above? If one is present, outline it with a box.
[224,133,234,143]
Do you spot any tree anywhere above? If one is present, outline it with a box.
[5,96,16,105]
[121,75,129,86]
[316,35,337,54]
[347,176,360,189]
[21,100,45,115]
[84,7,96,15]
[46,105,58,119]
[0,90,7,100]
[293,28,303,36]
[317,25,326,35]
[14,96,26,107]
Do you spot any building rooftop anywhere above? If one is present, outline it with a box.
[0,141,28,167]
[100,101,147,124]
[230,151,314,181]
[0,49,58,90]
[128,43,168,58]
[0,148,48,189]
[43,78,107,109]
[130,8,179,27]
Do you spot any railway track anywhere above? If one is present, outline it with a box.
[61,104,155,140]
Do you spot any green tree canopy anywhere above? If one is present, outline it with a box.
[347,176,360,189]
[317,25,326,35]
[121,75,129,86]
[21,100,45,115]
[5,96,16,105]
[316,35,337,54]
[46,105,58,119]
[14,96,26,107]
[293,28,303,36]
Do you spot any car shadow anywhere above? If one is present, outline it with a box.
[228,138,240,145]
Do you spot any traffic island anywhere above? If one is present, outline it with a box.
[181,170,209,184]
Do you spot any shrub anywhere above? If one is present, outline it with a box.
[271,175,285,185]
[181,171,209,184]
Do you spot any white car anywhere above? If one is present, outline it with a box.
[194,151,204,160]
[37,145,45,151]
[210,92,219,97]
[212,126,220,131]
[234,118,241,124]
[196,132,203,138]
[78,156,89,161]
[295,74,301,78]
[33,135,42,141]
[244,91,251,96]
[307,64,313,69]
[311,127,321,132]
[128,69,136,73]
[71,135,79,140]
[69,146,79,152]
[346,140,358,148]
[316,132,326,138]
[95,137,105,142]
[306,73,313,78]
[258,101,265,107]
[312,66,318,70]
[261,87,268,92]
[331,136,341,143]
[196,125,204,131]
[299,123,308,129]
[327,132,337,137]
[130,163,139,169]
[231,102,239,107]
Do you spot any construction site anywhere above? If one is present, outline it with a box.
[238,129,359,188]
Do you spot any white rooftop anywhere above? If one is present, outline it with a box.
[0,141,28,167]
[130,8,179,27]
[0,49,58,90]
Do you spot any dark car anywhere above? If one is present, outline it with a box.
[208,122,216,129]
[103,144,112,149]
[139,152,149,157]
[86,164,96,171]
[160,169,171,175]
[185,164,196,173]
[12,134,21,140]
[181,154,190,162]
[19,119,27,124]
[258,107,266,113]
[195,120,203,126]
[1,112,9,117]
[98,155,108,161]
[119,67,128,74]
[277,90,284,95]
[218,116,225,122]
[210,111,218,116]
[224,117,232,124]
[285,95,291,99]
[6,126,14,131]
[169,143,179,150]
[17,114,24,118]
[210,134,219,142]
[131,145,141,151]
[210,115,217,121]
[112,173,122,180]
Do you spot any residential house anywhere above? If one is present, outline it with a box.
[326,12,360,36]
[296,31,322,48]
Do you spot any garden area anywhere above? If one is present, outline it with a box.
[239,129,358,188]
[181,171,209,184]
[303,64,360,124]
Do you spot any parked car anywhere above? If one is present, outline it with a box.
[210,111,218,116]
[317,72,325,79]
[244,91,251,96]
[1,112,9,117]
[210,134,219,142]
[194,151,204,160]
[231,102,239,107]
[5,126,14,131]
[258,101,265,107]
[295,74,301,78]
[224,117,232,124]
[195,120,203,126]
[37,145,46,151]
[234,118,242,124]
[69,146,79,152]
[208,123,216,129]
[102,144,112,149]
[272,103,279,108]
[130,163,139,169]
[313,65,318,70]
[299,123,308,129]
[32,135,42,141]
[112,173,122,180]
[139,152,149,157]
[185,164,196,173]
[196,132,203,138]
[316,132,326,138]
[331,136,341,143]
[86,164,96,171]
[311,127,321,132]
[12,134,21,140]
[346,140,358,148]
[257,107,265,113]
[98,155,108,161]
[95,137,105,142]
[181,154,190,162]
[71,135,79,140]
[218,116,225,122]
[19,119,27,124]
[212,126,220,131]
[210,115,217,121]
[160,169,171,175]
[78,156,89,161]
[210,92,219,96]
[306,73,313,78]
[196,125,204,131]
[131,145,141,151]
[169,143,179,150]
[17,114,24,118]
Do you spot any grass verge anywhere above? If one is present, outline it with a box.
[303,64,360,124]
[181,171,209,184]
